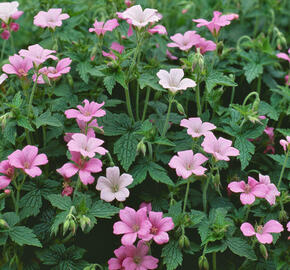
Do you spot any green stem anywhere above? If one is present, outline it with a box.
[277,150,289,188]
[202,176,210,212]
[183,180,191,213]
[10,33,15,53]
[136,83,140,121]
[27,73,39,118]
[141,87,151,121]
[230,85,236,104]
[196,75,202,116]
[161,95,174,137]
[1,39,7,61]
[106,152,115,167]
[257,75,262,96]
[242,91,259,107]
[124,85,135,121]
[245,205,251,220]
[147,142,153,160]
[212,252,217,270]
[15,175,27,215]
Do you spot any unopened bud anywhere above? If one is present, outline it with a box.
[198,256,209,270]
[178,234,185,248]
[79,215,91,231]
[67,74,74,88]
[0,219,9,228]
[63,219,70,235]
[279,209,288,221]
[176,102,185,115]
[137,140,146,156]
[259,244,268,260]
[70,219,76,235]
[4,189,10,195]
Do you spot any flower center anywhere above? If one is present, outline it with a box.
[23,161,30,169]
[244,184,251,194]
[133,224,140,232]
[84,111,91,116]
[256,225,263,234]
[112,184,119,193]
[6,168,13,177]
[150,226,158,235]
[18,68,26,75]
[133,256,141,265]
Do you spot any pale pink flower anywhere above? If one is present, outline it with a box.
[65,99,106,122]
[2,54,33,77]
[0,1,19,23]
[139,202,152,213]
[96,166,133,202]
[0,160,14,190]
[57,151,103,185]
[193,11,239,35]
[157,68,196,94]
[167,31,201,51]
[8,145,48,178]
[120,5,160,29]
[122,241,159,270]
[148,24,167,35]
[276,49,290,63]
[180,117,216,138]
[241,220,283,244]
[195,37,216,54]
[113,207,152,245]
[19,44,57,66]
[228,177,268,205]
[141,211,174,244]
[108,246,127,270]
[0,74,8,84]
[67,133,107,158]
[258,174,280,205]
[89,19,119,36]
[201,133,239,161]
[168,150,208,179]
[280,136,290,152]
[11,10,23,20]
[102,42,124,60]
[166,49,178,60]
[34,8,69,29]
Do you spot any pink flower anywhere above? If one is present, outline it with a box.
[241,220,283,244]
[228,177,268,205]
[258,174,280,205]
[182,9,188,14]
[57,151,103,185]
[122,241,159,270]
[180,117,216,138]
[168,150,208,179]
[19,44,58,66]
[62,186,73,196]
[0,160,14,190]
[10,22,19,32]
[108,246,127,270]
[1,30,10,40]
[8,145,48,178]
[280,136,290,152]
[167,31,201,51]
[201,133,239,161]
[65,99,106,122]
[276,49,290,63]
[67,133,107,158]
[96,166,133,202]
[193,11,239,36]
[139,202,152,213]
[0,73,8,85]
[0,1,19,23]
[195,37,216,54]
[120,5,160,29]
[141,211,174,244]
[157,68,196,94]
[34,8,69,29]
[148,25,167,35]
[11,11,23,20]
[113,207,152,245]
[125,0,132,8]
[77,119,102,134]
[89,19,119,36]
[102,42,124,60]
[166,49,178,60]
[2,54,33,77]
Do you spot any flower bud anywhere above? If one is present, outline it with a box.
[67,74,74,88]
[176,102,185,115]
[198,256,209,270]
[178,234,185,248]
[4,189,11,195]
[259,244,268,260]
[10,22,19,32]
[63,219,70,235]
[0,219,9,228]
[137,140,146,156]
[1,30,10,40]
[70,219,76,235]
[279,209,288,222]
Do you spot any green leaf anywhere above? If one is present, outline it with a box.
[88,200,119,219]
[103,76,116,95]
[76,62,92,83]
[114,132,139,171]
[9,226,42,247]
[167,201,182,225]
[2,212,19,227]
[148,162,174,186]
[12,92,22,108]
[234,136,255,169]
[138,73,166,92]
[130,162,149,187]
[259,101,279,121]
[17,116,34,131]
[51,211,69,236]
[47,194,72,211]
[161,240,183,270]
[226,237,257,261]
[100,112,132,136]
[243,62,263,83]
[276,128,290,137]
[153,137,176,146]
[268,154,290,168]
[189,210,207,226]
[35,111,63,128]
[19,190,42,219]
[3,120,17,145]
[206,71,237,92]
[198,220,210,244]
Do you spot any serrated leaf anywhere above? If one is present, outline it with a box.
[9,226,42,247]
[167,201,182,225]
[138,73,166,92]
[47,194,72,211]
[268,154,290,168]
[148,162,174,186]
[17,116,34,131]
[243,62,263,83]
[51,211,69,236]
[35,111,62,128]
[130,162,149,187]
[198,220,210,243]
[226,237,257,260]
[189,210,206,226]
[206,71,237,92]
[161,240,183,270]
[235,136,255,169]
[12,92,22,108]
[258,101,279,121]
[3,120,16,145]
[19,190,42,219]
[76,62,92,83]
[153,137,176,146]
[103,76,116,95]
[88,200,119,218]
[276,128,290,137]
[2,212,19,227]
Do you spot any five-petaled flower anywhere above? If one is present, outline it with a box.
[0,160,14,190]
[167,31,201,51]
[89,19,119,36]
[34,8,70,29]
[2,54,33,77]
[180,117,216,138]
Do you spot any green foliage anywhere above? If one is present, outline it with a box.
[161,240,183,270]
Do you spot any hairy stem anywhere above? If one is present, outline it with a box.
[161,95,174,137]
[141,87,151,121]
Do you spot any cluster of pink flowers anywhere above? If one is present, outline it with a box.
[0,1,23,40]
[0,145,48,190]
[228,174,280,205]
[57,100,107,194]
[109,204,174,270]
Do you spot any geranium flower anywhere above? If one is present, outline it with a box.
[157,68,196,94]
[280,136,290,151]
[201,133,239,161]
[19,44,57,66]
[113,207,151,245]
[193,11,239,35]
[89,18,119,36]
[122,241,159,270]
[96,166,133,202]
[276,49,290,63]
[148,24,167,35]
[102,42,124,60]
[120,5,160,28]
[34,8,69,29]
[0,1,19,23]
[166,49,178,60]
[228,177,268,205]
[168,150,208,179]
[67,133,107,158]
[258,174,280,205]
[57,151,102,185]
[65,99,106,122]
[195,37,216,54]
[8,145,48,178]
[2,54,33,77]
[141,211,174,244]
[180,117,216,138]
[167,31,201,51]
[241,220,283,244]
[108,246,127,270]
[0,160,14,190]
[0,74,8,85]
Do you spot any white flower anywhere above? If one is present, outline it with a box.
[0,74,8,85]
[0,1,19,23]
